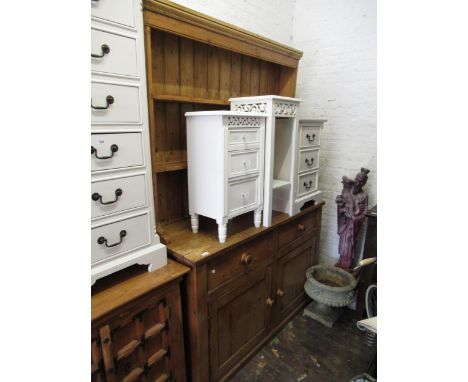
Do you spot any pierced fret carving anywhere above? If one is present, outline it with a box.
[226,116,262,127]
[274,102,297,116]
[232,102,268,114]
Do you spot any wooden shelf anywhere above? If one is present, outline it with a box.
[153,94,230,106]
[154,160,187,173]
[272,179,290,189]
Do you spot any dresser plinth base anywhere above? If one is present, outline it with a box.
[91,243,167,285]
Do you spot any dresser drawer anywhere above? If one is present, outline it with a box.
[91,28,138,77]
[91,0,136,28]
[91,82,141,125]
[228,177,259,216]
[91,174,147,219]
[278,210,320,250]
[297,171,319,198]
[299,124,321,148]
[298,148,320,173]
[91,133,144,172]
[92,213,151,264]
[207,231,277,292]
[228,150,260,178]
[227,128,260,148]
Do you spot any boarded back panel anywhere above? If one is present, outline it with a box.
[163,33,180,95]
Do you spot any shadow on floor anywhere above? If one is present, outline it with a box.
[229,309,375,382]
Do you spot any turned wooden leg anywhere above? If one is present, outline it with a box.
[191,214,199,233]
[217,222,227,243]
[254,208,262,228]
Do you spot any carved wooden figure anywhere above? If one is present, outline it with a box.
[335,168,370,270]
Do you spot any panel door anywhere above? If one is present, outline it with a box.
[208,266,273,381]
[273,236,318,325]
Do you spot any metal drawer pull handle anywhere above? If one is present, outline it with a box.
[91,95,114,110]
[277,288,285,297]
[306,133,316,142]
[303,180,313,189]
[91,44,110,58]
[266,297,275,307]
[298,223,305,232]
[305,157,314,166]
[97,230,127,248]
[91,144,118,159]
[92,188,123,205]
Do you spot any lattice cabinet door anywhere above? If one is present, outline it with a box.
[91,284,186,382]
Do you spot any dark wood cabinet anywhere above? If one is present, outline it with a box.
[91,260,189,382]
[165,203,323,382]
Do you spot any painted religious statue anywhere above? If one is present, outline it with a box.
[335,168,370,270]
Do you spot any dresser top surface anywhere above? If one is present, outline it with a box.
[91,259,189,321]
[185,110,266,117]
[164,203,324,266]
[229,95,301,103]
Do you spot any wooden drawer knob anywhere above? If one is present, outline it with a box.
[266,297,275,307]
[241,253,253,265]
[276,288,285,297]
[298,223,305,232]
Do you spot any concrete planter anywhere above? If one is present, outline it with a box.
[303,265,358,327]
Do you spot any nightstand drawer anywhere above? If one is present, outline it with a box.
[298,148,320,172]
[297,171,319,198]
[91,0,136,28]
[228,150,260,178]
[227,128,260,148]
[228,177,259,216]
[91,174,147,219]
[92,213,151,264]
[299,124,321,147]
[207,231,277,292]
[91,81,141,125]
[91,133,144,172]
[91,28,138,77]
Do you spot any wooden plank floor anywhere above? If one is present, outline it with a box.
[229,309,375,382]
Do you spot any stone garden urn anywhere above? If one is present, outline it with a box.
[303,264,358,327]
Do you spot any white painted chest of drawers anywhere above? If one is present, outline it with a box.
[294,119,326,213]
[91,0,166,284]
[185,111,266,243]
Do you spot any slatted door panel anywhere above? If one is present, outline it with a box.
[92,297,172,382]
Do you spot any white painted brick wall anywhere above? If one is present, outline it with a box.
[292,0,377,264]
[170,0,295,46]
[171,0,376,265]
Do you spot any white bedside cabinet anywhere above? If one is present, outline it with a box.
[185,111,266,243]
[293,119,326,215]
[90,0,167,284]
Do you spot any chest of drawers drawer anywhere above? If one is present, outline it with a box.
[207,231,277,292]
[91,174,147,219]
[228,149,260,178]
[299,124,321,148]
[278,209,320,250]
[91,81,141,125]
[91,132,144,171]
[91,0,136,28]
[227,128,260,149]
[297,171,319,198]
[298,148,320,173]
[91,28,138,77]
[228,176,259,216]
[91,213,151,264]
